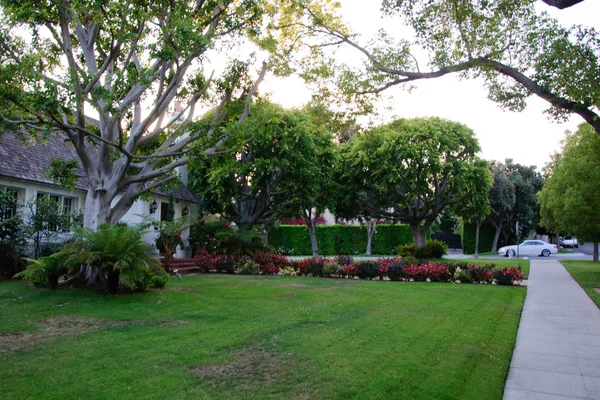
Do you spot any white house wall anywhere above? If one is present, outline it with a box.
[1,177,198,258]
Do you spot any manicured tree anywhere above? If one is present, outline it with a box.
[0,0,338,229]
[189,101,335,256]
[504,160,545,243]
[332,148,380,255]
[338,117,491,249]
[540,123,600,261]
[456,165,493,258]
[487,162,516,252]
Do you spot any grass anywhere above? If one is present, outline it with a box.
[0,275,525,399]
[561,261,600,308]
[442,258,530,277]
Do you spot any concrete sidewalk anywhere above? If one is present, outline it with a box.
[504,260,600,400]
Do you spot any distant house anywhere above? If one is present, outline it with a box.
[0,133,200,257]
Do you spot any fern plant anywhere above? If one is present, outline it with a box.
[14,252,71,289]
[65,223,162,293]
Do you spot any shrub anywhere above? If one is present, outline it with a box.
[468,266,494,284]
[292,258,313,276]
[194,252,236,273]
[150,273,169,288]
[387,261,405,281]
[239,260,260,275]
[397,243,415,257]
[0,243,25,279]
[401,255,419,266]
[308,257,326,277]
[356,261,379,280]
[15,252,71,289]
[64,223,162,293]
[260,263,279,275]
[253,252,289,268]
[454,267,472,283]
[269,224,413,255]
[494,267,527,285]
[335,255,354,266]
[341,263,358,278]
[421,262,450,282]
[323,262,340,278]
[425,240,448,258]
[280,266,298,276]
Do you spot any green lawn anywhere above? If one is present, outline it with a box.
[443,258,530,277]
[561,261,600,308]
[0,275,525,399]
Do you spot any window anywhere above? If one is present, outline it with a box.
[0,188,18,221]
[36,192,78,232]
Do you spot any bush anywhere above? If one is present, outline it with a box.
[0,243,24,280]
[268,224,413,255]
[239,260,260,275]
[280,266,298,276]
[253,252,289,268]
[494,267,527,285]
[308,257,326,277]
[401,255,419,266]
[341,263,358,278]
[194,252,236,273]
[323,262,341,278]
[356,261,379,280]
[64,223,162,293]
[425,240,448,258]
[468,266,494,284]
[397,244,415,257]
[15,252,71,289]
[151,273,169,288]
[260,263,279,275]
[335,255,354,266]
[387,261,405,281]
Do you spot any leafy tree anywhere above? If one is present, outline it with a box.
[456,164,493,258]
[189,100,335,257]
[297,1,600,135]
[0,0,337,230]
[504,160,545,244]
[540,123,600,260]
[487,162,516,252]
[337,117,491,249]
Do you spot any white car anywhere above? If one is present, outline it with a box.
[498,240,558,257]
[559,236,579,248]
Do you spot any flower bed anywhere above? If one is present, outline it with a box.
[194,253,526,286]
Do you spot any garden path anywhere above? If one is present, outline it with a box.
[504,260,600,400]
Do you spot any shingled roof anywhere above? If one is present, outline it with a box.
[0,133,200,203]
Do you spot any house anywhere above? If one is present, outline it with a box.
[0,133,200,258]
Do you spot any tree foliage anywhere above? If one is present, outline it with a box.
[540,123,600,259]
[296,0,600,134]
[188,100,335,237]
[337,117,491,248]
[0,0,339,229]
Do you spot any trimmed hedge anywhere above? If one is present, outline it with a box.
[462,222,496,254]
[268,224,413,255]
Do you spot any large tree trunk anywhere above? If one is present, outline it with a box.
[594,242,598,262]
[82,188,114,287]
[491,221,502,252]
[366,218,376,255]
[475,219,482,259]
[83,188,113,229]
[410,220,433,249]
[555,232,561,250]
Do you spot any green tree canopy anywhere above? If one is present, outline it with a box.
[337,117,491,248]
[188,100,335,242]
[540,123,600,260]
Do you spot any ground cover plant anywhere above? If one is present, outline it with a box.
[442,258,530,278]
[193,253,527,285]
[561,261,600,308]
[0,274,525,399]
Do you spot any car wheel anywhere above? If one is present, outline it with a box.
[542,249,550,257]
[507,249,516,257]
[575,244,579,248]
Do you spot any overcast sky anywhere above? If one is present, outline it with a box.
[260,1,599,170]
